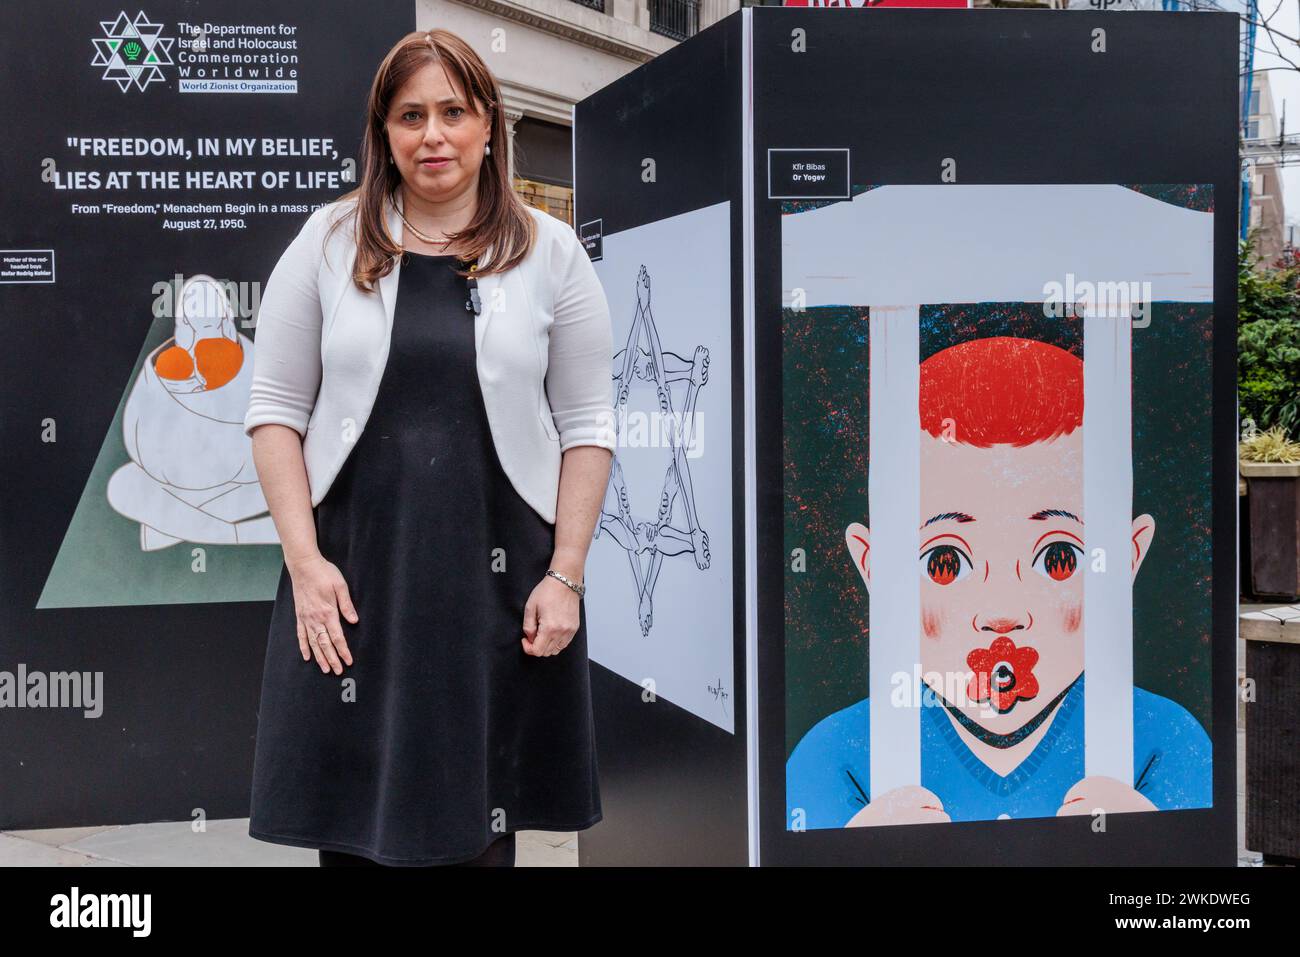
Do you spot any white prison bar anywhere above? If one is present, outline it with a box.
[782,184,1213,307]
[1082,313,1135,784]
[867,305,922,797]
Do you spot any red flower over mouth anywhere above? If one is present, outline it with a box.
[966,636,1039,714]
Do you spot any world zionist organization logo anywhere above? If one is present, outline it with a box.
[91,10,175,92]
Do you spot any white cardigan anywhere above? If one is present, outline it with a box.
[242,190,616,525]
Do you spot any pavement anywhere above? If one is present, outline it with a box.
[0,603,1291,866]
[0,824,578,867]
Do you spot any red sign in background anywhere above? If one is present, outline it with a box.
[783,1,970,7]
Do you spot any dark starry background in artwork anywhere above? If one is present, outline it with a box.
[783,186,1214,758]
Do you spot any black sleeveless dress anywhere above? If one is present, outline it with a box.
[248,250,602,866]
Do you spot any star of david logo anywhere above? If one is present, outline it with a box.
[597,264,711,637]
[91,11,175,92]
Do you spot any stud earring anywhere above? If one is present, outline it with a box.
[389,154,394,165]
[485,142,491,155]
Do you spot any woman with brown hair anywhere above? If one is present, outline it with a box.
[242,28,615,867]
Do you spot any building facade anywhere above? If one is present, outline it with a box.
[1242,70,1289,264]
[418,0,743,223]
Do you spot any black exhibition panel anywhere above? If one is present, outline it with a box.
[575,7,1238,866]
[0,0,413,828]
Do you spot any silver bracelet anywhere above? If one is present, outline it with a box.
[546,568,586,598]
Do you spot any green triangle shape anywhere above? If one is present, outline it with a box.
[38,310,284,609]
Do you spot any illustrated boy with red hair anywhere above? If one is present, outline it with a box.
[786,335,1212,828]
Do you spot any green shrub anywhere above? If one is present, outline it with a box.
[1238,232,1300,439]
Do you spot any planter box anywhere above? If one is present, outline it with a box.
[1242,605,1300,863]
[1241,462,1300,600]
[1241,477,1252,598]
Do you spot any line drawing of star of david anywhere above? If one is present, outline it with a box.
[91,11,175,93]
[595,264,711,637]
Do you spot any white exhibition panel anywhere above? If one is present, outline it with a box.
[586,200,737,734]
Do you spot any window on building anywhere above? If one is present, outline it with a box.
[511,116,576,225]
[514,177,574,225]
[650,0,700,41]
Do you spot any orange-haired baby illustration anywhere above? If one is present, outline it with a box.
[786,336,1211,827]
